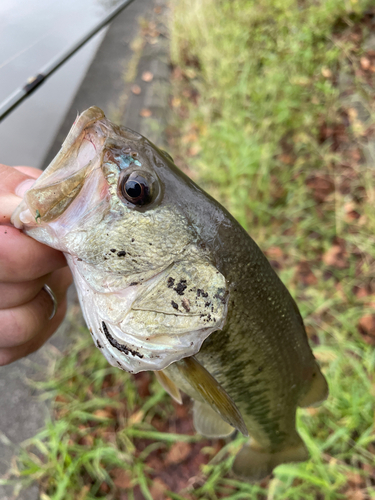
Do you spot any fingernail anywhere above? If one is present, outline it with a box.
[15,179,35,198]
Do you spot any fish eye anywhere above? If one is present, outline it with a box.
[117,170,156,207]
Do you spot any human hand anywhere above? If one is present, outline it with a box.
[0,164,73,365]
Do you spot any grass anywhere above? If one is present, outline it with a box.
[5,0,375,498]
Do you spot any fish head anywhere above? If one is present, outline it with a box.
[12,106,229,373]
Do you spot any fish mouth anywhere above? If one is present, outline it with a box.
[12,107,109,230]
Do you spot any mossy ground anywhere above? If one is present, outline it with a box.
[4,1,375,498]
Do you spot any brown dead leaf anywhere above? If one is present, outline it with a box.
[93,408,114,419]
[321,67,332,78]
[347,471,364,487]
[358,314,375,337]
[140,108,152,118]
[149,478,169,500]
[112,468,132,489]
[295,261,318,286]
[279,154,294,164]
[266,246,283,260]
[306,174,334,203]
[322,245,348,269]
[128,410,144,425]
[188,145,201,156]
[131,84,141,95]
[360,56,371,70]
[165,441,191,464]
[346,488,367,500]
[99,482,110,493]
[142,71,154,82]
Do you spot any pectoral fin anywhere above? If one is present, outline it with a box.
[176,356,248,436]
[193,400,236,438]
[154,370,182,404]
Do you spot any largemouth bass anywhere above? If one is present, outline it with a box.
[12,106,328,481]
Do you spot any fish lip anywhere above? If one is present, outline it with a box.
[11,107,109,230]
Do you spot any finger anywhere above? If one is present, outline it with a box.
[14,166,42,179]
[1,191,34,223]
[0,275,49,309]
[0,225,67,281]
[0,164,40,197]
[0,166,41,223]
[0,298,67,366]
[0,267,72,348]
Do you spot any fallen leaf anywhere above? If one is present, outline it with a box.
[171,97,181,107]
[346,488,367,500]
[266,246,283,259]
[322,245,348,269]
[128,410,144,425]
[188,145,201,156]
[279,154,294,164]
[358,314,375,337]
[149,478,169,500]
[131,84,141,95]
[295,261,318,286]
[93,408,114,419]
[112,468,132,489]
[165,441,191,464]
[360,56,371,70]
[321,67,332,78]
[306,174,334,203]
[99,482,110,493]
[142,71,154,82]
[140,108,152,117]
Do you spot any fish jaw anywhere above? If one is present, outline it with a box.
[11,106,110,246]
[69,254,229,373]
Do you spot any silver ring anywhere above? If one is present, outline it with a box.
[43,284,58,320]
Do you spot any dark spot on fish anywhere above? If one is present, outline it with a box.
[205,301,211,308]
[149,243,152,245]
[167,277,175,288]
[110,249,116,253]
[197,288,208,298]
[131,238,135,242]
[130,282,139,286]
[174,279,187,295]
[171,300,179,310]
[77,258,82,262]
[190,342,194,346]
[214,288,227,304]
[101,321,143,358]
[132,259,138,263]
[117,250,126,257]
[96,340,103,349]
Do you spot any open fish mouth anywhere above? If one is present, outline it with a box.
[69,255,228,373]
[12,107,124,232]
